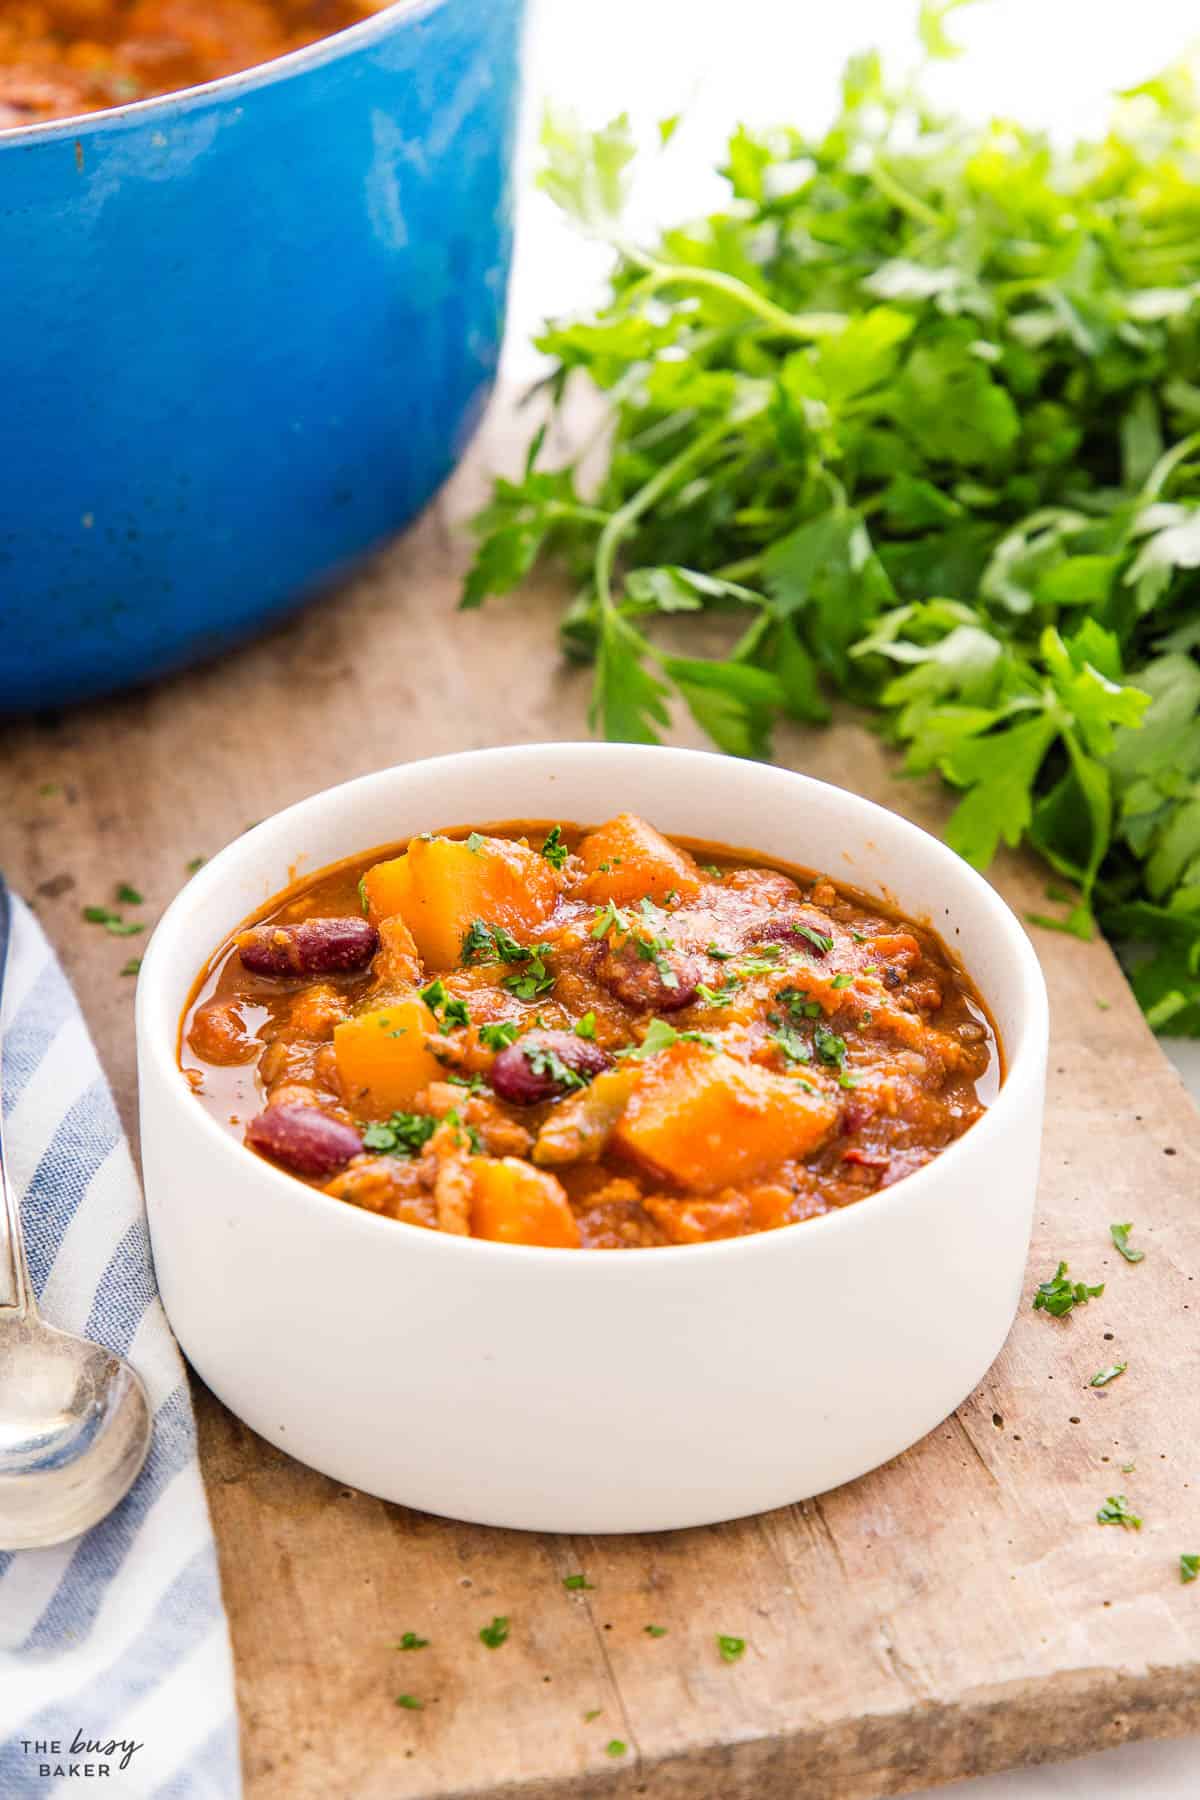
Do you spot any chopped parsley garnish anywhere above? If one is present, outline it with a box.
[1096,1495,1142,1530]
[620,1018,718,1060]
[738,952,783,975]
[706,942,736,960]
[447,1072,488,1094]
[358,877,370,916]
[524,1042,587,1090]
[771,1025,812,1065]
[115,882,144,906]
[583,1708,602,1722]
[1090,1364,1127,1387]
[696,977,740,1007]
[716,1635,746,1664]
[644,1624,668,1637]
[562,1573,594,1591]
[605,1741,627,1759]
[361,1112,436,1157]
[777,987,822,1021]
[838,1072,859,1089]
[1181,1554,1200,1584]
[830,972,854,990]
[395,1632,429,1651]
[590,899,631,940]
[120,957,142,977]
[1032,1262,1104,1318]
[541,825,569,870]
[466,832,486,852]
[82,905,145,937]
[479,1020,520,1051]
[793,923,834,955]
[479,1616,510,1649]
[813,1024,847,1069]
[442,998,471,1031]
[419,977,447,1010]
[851,930,868,944]
[1110,1222,1145,1264]
[574,1011,597,1039]
[701,864,724,878]
[394,1694,423,1710]
[503,947,555,1000]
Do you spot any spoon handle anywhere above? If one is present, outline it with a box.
[0,877,35,1318]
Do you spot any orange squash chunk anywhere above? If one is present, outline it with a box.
[613,1043,839,1192]
[362,834,557,968]
[333,998,443,1120]
[469,1157,581,1248]
[577,813,701,905]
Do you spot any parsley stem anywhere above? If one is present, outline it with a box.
[594,420,732,610]
[620,252,846,344]
[868,158,944,229]
[1142,429,1200,499]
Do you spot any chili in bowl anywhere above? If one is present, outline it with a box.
[137,744,1048,1532]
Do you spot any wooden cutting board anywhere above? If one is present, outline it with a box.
[3,398,1199,1800]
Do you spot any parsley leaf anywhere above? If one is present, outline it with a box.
[1096,1495,1142,1530]
[395,1694,423,1710]
[479,1616,510,1649]
[562,1573,593,1591]
[716,1634,746,1664]
[1090,1364,1127,1387]
[621,1018,719,1060]
[395,1632,429,1651]
[480,1021,520,1051]
[361,1113,436,1157]
[1110,1222,1146,1264]
[541,825,569,870]
[644,1624,668,1637]
[1181,1554,1200,1584]
[574,1010,598,1039]
[1032,1262,1104,1318]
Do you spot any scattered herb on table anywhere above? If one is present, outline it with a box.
[82,905,144,938]
[1090,1364,1127,1388]
[115,882,144,906]
[479,1616,510,1649]
[1110,1222,1146,1264]
[1032,1262,1104,1318]
[644,1624,668,1638]
[186,855,206,874]
[1097,1495,1142,1530]
[716,1634,746,1664]
[605,1740,627,1758]
[120,957,142,978]
[463,2,1200,1033]
[562,1573,594,1591]
[1181,1554,1200,1584]
[395,1632,429,1651]
[395,1694,424,1710]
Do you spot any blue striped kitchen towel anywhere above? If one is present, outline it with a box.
[0,896,240,1799]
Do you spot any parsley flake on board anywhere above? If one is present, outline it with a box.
[644,1624,668,1637]
[120,957,142,977]
[1097,1495,1142,1531]
[115,882,143,906]
[716,1635,746,1664]
[562,1573,594,1591]
[458,11,1200,1037]
[605,1741,627,1759]
[395,1695,423,1711]
[1090,1364,1127,1387]
[1181,1555,1200,1584]
[82,906,144,938]
[479,1616,510,1649]
[395,1633,429,1651]
[185,855,206,874]
[1110,1222,1146,1264]
[1032,1262,1104,1318]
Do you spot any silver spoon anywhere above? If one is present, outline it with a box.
[0,875,152,1550]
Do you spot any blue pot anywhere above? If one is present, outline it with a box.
[0,0,525,713]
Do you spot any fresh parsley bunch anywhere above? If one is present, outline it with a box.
[463,4,1200,1031]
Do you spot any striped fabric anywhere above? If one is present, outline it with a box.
[0,897,240,1798]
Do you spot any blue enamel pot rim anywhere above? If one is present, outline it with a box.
[0,0,434,148]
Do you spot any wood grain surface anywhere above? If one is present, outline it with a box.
[2,399,1199,1800]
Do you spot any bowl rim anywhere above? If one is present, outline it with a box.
[0,0,437,147]
[137,741,1050,1271]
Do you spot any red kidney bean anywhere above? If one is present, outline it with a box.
[490,1031,611,1106]
[237,917,379,976]
[246,1103,363,1176]
[594,941,701,1013]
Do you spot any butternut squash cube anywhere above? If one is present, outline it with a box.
[362,835,557,968]
[577,813,701,905]
[469,1157,580,1248]
[333,999,443,1120]
[613,1043,839,1192]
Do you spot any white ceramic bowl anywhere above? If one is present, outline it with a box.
[136,744,1048,1533]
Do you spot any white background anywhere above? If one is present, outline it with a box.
[510,2,1200,1795]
